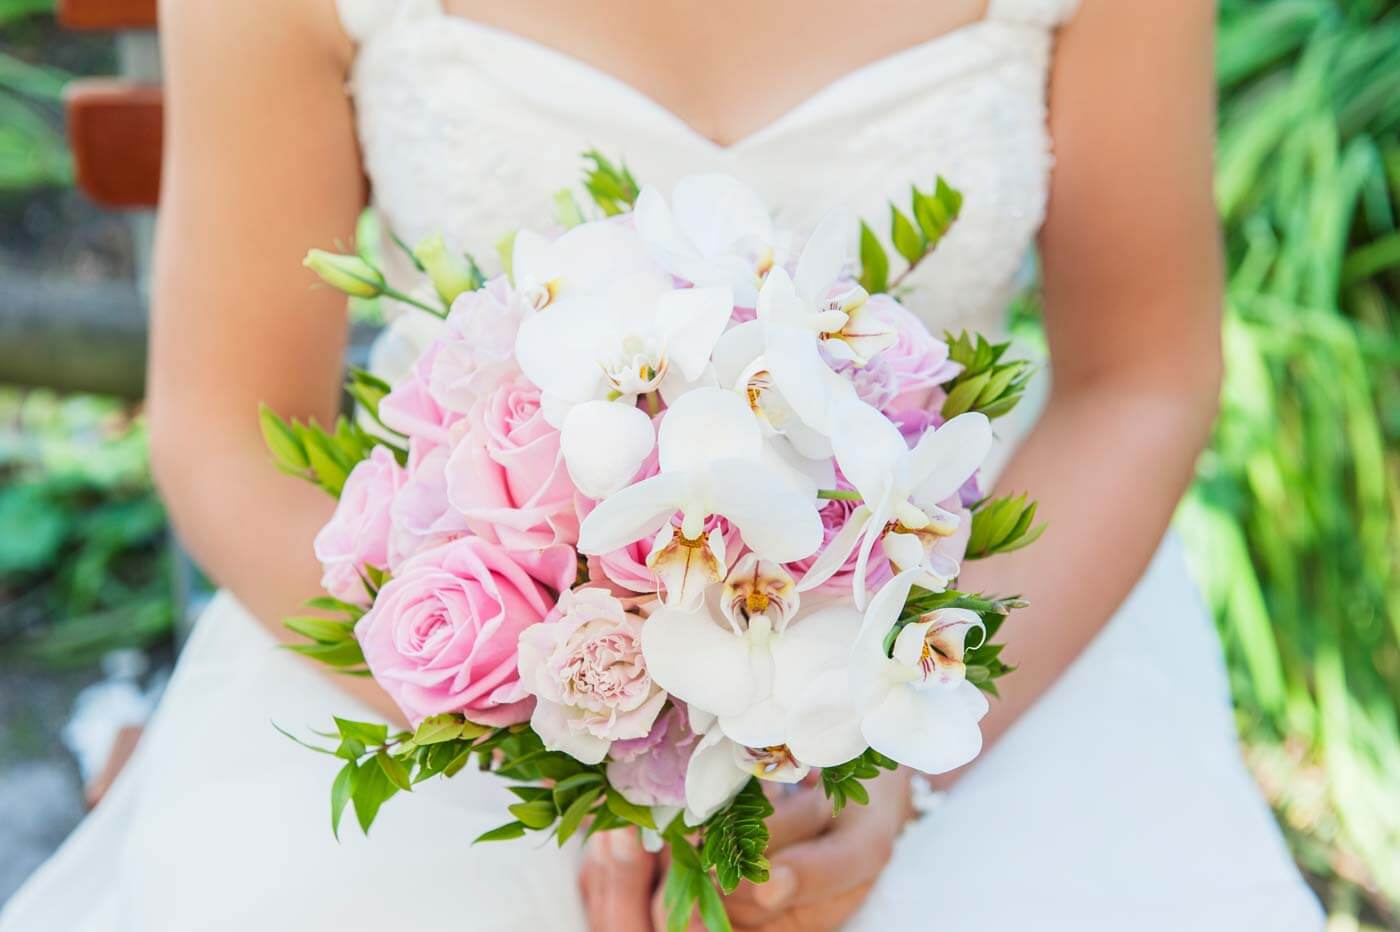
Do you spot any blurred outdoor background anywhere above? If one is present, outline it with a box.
[1,0,1397,927]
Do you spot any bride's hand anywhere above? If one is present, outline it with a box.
[643,768,914,931]
[719,768,913,931]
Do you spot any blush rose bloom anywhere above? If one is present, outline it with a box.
[429,277,526,414]
[868,295,961,413]
[313,446,405,605]
[516,587,667,764]
[380,344,463,455]
[607,703,699,809]
[445,375,579,551]
[388,434,471,570]
[355,536,576,727]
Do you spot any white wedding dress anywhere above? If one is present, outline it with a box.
[1,1,1323,929]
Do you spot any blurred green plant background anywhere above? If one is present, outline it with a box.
[0,0,1397,925]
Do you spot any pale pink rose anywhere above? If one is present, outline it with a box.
[868,296,961,413]
[786,476,893,596]
[445,375,579,551]
[380,344,464,453]
[516,587,667,764]
[313,446,404,605]
[429,278,525,414]
[356,536,576,726]
[388,435,470,570]
[607,703,698,808]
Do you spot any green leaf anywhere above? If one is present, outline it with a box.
[413,714,465,745]
[375,749,413,792]
[941,371,991,418]
[581,149,641,215]
[556,786,603,846]
[890,206,925,265]
[858,221,889,294]
[695,879,734,932]
[258,404,309,473]
[351,752,400,834]
[474,820,528,844]
[335,717,388,748]
[509,799,559,830]
[283,614,356,644]
[701,779,774,893]
[553,188,586,228]
[605,788,658,829]
[331,759,356,840]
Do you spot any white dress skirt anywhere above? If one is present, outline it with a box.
[1,0,1324,926]
[0,537,1322,930]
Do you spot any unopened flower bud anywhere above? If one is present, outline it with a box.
[303,249,385,298]
[412,234,479,305]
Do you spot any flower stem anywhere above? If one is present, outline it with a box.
[816,489,863,502]
[383,286,448,319]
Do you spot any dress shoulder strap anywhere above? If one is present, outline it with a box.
[986,0,1081,27]
[335,0,442,44]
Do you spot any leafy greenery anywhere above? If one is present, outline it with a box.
[940,330,1035,420]
[581,150,640,216]
[258,402,393,497]
[0,389,172,667]
[0,0,72,190]
[820,748,898,814]
[966,493,1046,560]
[859,177,963,293]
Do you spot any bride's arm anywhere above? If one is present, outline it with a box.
[148,0,401,722]
[954,0,1222,757]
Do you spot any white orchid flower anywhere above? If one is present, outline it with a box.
[785,570,990,774]
[710,319,837,461]
[510,220,656,311]
[577,388,824,605]
[683,714,810,825]
[634,174,790,307]
[515,272,733,498]
[798,398,991,607]
[642,554,863,748]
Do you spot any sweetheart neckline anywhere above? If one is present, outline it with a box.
[419,13,1003,153]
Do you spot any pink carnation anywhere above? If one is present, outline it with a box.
[313,446,404,605]
[355,536,576,726]
[516,588,666,764]
[445,375,579,550]
[607,703,699,809]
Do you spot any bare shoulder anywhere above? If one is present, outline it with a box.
[157,0,353,75]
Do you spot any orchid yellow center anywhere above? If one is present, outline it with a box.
[745,744,800,778]
[601,334,667,395]
[524,278,560,311]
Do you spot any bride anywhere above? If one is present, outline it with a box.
[2,0,1323,929]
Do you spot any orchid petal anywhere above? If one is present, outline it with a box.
[577,472,688,555]
[719,695,788,748]
[829,396,910,505]
[860,681,987,775]
[514,296,610,403]
[560,401,656,499]
[657,286,735,380]
[684,728,751,825]
[853,485,898,609]
[793,209,854,301]
[710,321,765,390]
[785,669,868,768]
[672,174,773,259]
[641,605,761,717]
[657,388,761,472]
[770,606,862,710]
[704,458,824,562]
[796,505,872,592]
[909,412,993,504]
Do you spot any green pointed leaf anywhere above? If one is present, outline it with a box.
[413,714,465,745]
[509,799,559,830]
[890,206,925,265]
[941,371,991,418]
[283,615,356,644]
[858,221,889,294]
[375,749,413,792]
[258,404,308,472]
[556,786,603,846]
[474,820,528,844]
[331,759,356,840]
[605,788,658,829]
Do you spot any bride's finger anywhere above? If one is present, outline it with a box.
[580,831,657,932]
[764,784,834,851]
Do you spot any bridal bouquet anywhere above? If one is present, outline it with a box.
[265,154,1041,930]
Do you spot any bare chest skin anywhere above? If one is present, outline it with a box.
[441,0,988,147]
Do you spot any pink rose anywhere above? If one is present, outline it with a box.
[356,536,576,727]
[380,344,463,453]
[445,375,579,550]
[786,477,893,596]
[516,588,666,764]
[313,446,404,605]
[388,436,470,569]
[869,296,961,413]
[429,278,525,414]
[607,703,698,808]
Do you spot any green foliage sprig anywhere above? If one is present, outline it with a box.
[582,150,641,216]
[940,330,1034,420]
[859,177,964,294]
[820,748,899,814]
[966,493,1046,559]
[258,404,388,497]
[282,595,370,674]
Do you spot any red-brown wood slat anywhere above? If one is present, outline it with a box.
[56,0,157,30]
[64,80,163,208]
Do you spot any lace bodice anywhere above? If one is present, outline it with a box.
[337,0,1076,345]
